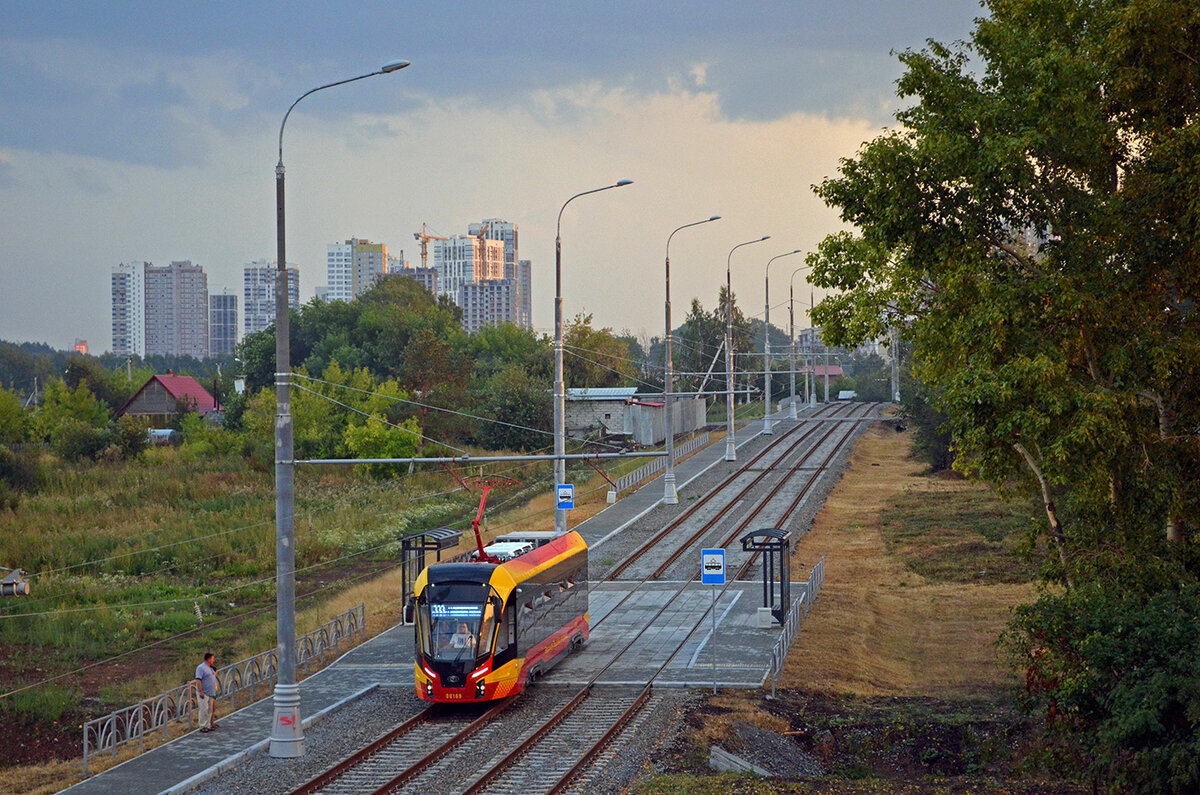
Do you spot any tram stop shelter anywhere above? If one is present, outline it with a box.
[740,528,791,626]
[400,527,462,623]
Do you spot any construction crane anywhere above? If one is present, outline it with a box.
[413,223,448,269]
[472,222,491,279]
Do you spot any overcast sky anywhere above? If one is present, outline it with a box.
[0,1,983,352]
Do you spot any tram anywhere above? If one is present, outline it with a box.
[413,481,588,703]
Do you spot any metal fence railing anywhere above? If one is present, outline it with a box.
[82,603,366,775]
[611,432,710,495]
[766,556,825,698]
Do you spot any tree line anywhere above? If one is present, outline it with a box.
[809,0,1200,790]
[0,274,645,505]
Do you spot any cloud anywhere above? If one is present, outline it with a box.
[0,154,16,189]
[67,166,111,195]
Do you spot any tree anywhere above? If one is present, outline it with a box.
[33,380,109,442]
[808,1,1200,786]
[468,323,552,383]
[562,313,639,389]
[63,355,128,412]
[399,328,471,455]
[474,366,552,451]
[677,298,724,395]
[0,387,28,444]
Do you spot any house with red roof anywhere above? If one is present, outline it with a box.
[116,373,218,426]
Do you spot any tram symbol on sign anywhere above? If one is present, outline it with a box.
[556,484,575,510]
[701,548,725,585]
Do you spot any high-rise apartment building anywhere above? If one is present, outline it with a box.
[144,260,209,359]
[467,219,531,330]
[326,238,388,301]
[112,261,147,357]
[517,259,532,329]
[459,278,519,333]
[432,235,504,301]
[243,260,300,336]
[209,290,238,356]
[397,266,439,295]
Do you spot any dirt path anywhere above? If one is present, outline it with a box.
[782,423,1034,697]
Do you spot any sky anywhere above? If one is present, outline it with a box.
[0,1,985,352]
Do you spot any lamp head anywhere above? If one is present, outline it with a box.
[615,179,633,187]
[381,60,411,73]
[709,215,721,221]
[760,235,771,241]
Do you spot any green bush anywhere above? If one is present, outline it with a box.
[1006,581,1200,792]
[0,387,29,444]
[50,418,112,461]
[0,446,41,510]
[112,414,150,459]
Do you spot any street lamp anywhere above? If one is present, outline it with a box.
[554,179,633,535]
[663,215,720,504]
[762,250,802,434]
[789,264,812,419]
[725,236,770,461]
[271,58,409,759]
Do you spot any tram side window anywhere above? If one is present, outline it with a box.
[478,596,498,659]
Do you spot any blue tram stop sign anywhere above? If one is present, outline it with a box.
[556,484,575,510]
[701,548,726,585]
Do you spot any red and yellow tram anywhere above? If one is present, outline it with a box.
[413,530,589,703]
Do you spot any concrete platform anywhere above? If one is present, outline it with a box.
[62,410,821,794]
[554,580,801,689]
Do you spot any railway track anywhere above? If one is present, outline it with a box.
[612,401,877,583]
[290,402,880,795]
[604,401,850,581]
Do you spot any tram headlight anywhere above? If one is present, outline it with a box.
[475,680,486,699]
[425,682,434,699]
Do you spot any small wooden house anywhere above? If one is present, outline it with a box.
[116,373,217,427]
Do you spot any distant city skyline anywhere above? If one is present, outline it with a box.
[0,2,984,351]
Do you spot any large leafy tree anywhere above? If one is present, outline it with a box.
[811,0,1200,568]
[809,1,1200,787]
[562,313,639,389]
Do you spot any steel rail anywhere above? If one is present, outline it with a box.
[299,402,879,795]
[731,402,877,580]
[603,401,839,581]
[366,697,516,795]
[290,705,438,795]
[545,685,653,794]
[648,418,843,581]
[457,405,878,793]
[288,698,514,795]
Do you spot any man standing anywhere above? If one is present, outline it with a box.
[195,652,220,732]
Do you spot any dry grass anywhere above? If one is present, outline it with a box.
[781,424,1034,697]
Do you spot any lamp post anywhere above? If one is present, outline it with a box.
[790,265,819,417]
[762,250,802,434]
[271,59,409,759]
[663,215,720,504]
[725,236,770,461]
[554,180,633,535]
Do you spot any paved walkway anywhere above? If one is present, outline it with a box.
[63,407,825,794]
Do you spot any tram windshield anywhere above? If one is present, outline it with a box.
[419,582,498,663]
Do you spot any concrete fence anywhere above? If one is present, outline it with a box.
[766,556,825,698]
[610,432,710,495]
[82,603,365,775]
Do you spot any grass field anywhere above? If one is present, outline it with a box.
[0,432,654,792]
[639,423,1081,794]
